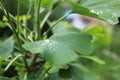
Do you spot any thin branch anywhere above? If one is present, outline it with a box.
[4,54,22,71]
[43,13,70,39]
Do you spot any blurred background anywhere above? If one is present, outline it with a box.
[0,0,120,80]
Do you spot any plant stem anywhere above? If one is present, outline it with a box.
[43,13,70,39]
[34,0,41,40]
[4,54,22,71]
[40,11,52,29]
[38,68,48,80]
[17,0,20,34]
[1,0,29,71]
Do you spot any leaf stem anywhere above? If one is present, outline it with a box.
[38,68,48,80]
[4,54,22,71]
[43,13,70,38]
[40,11,52,29]
[0,0,29,71]
[34,0,41,40]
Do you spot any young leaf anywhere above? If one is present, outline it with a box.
[83,26,104,36]
[0,21,6,28]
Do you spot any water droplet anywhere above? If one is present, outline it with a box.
[91,10,100,15]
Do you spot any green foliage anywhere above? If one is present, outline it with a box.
[0,76,10,80]
[72,0,120,24]
[0,0,120,80]
[0,36,14,57]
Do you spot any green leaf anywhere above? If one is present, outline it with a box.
[70,63,89,80]
[22,41,44,54]
[83,26,104,36]
[84,73,101,80]
[80,0,120,24]
[80,56,105,65]
[0,21,6,28]
[23,39,78,66]
[71,0,120,24]
[72,3,100,19]
[41,0,60,10]
[0,76,10,80]
[52,21,81,34]
[58,68,71,79]
[50,33,93,55]
[0,36,14,58]
[43,40,78,66]
[23,27,93,70]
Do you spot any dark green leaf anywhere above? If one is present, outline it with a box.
[0,76,10,80]
[58,68,71,79]
[70,63,89,80]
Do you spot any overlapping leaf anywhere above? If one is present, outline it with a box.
[72,0,120,24]
[23,27,93,66]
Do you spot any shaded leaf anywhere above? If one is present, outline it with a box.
[70,63,89,80]
[0,36,14,58]
[58,68,71,79]
[0,76,10,80]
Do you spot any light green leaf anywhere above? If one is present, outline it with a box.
[84,73,101,80]
[80,56,105,65]
[41,0,60,10]
[23,39,78,66]
[23,28,93,69]
[50,33,93,55]
[80,0,120,24]
[83,26,104,36]
[0,21,6,28]
[43,40,78,65]
[22,41,44,54]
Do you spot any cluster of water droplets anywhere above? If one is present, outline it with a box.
[91,10,103,15]
[42,39,58,54]
[32,41,43,52]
